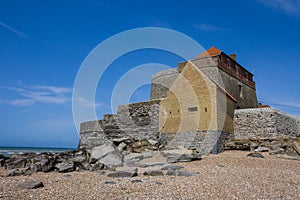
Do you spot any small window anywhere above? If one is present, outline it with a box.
[188,107,198,112]
[227,59,231,69]
[205,108,207,112]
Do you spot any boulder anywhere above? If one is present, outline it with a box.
[143,170,163,176]
[55,160,75,173]
[293,141,300,155]
[104,181,116,184]
[117,142,127,152]
[166,169,197,176]
[6,169,23,177]
[123,153,144,162]
[5,158,27,170]
[18,181,44,189]
[107,168,138,178]
[162,149,201,163]
[247,152,265,158]
[161,165,184,170]
[254,147,269,152]
[139,162,166,168]
[90,143,122,167]
[89,161,104,171]
[29,159,54,173]
[131,179,143,183]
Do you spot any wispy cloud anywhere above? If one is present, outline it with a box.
[194,23,228,32]
[257,0,300,16]
[0,99,35,107]
[0,21,28,38]
[75,96,103,108]
[0,84,72,106]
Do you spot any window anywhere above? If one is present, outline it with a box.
[205,108,207,112]
[245,72,248,80]
[227,59,231,69]
[188,107,198,112]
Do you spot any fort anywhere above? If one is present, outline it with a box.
[79,47,300,164]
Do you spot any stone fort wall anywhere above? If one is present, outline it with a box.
[150,68,178,100]
[150,56,258,109]
[234,107,300,139]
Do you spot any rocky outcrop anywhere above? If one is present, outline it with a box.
[225,137,300,160]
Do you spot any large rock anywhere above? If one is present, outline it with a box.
[247,152,265,158]
[5,158,27,170]
[254,147,269,152]
[143,170,163,176]
[162,149,201,163]
[18,181,44,189]
[29,159,54,173]
[55,160,75,173]
[161,165,184,170]
[90,143,123,167]
[166,169,198,176]
[107,168,138,178]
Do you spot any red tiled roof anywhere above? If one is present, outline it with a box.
[195,46,222,59]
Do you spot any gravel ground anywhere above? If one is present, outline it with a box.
[0,151,299,199]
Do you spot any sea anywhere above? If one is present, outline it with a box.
[0,146,76,157]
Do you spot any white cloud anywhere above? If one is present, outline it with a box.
[0,21,28,38]
[194,23,228,31]
[75,96,103,108]
[0,99,35,106]
[257,0,300,16]
[0,84,72,106]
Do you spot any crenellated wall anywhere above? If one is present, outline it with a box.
[79,100,161,150]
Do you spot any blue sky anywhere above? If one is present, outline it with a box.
[0,0,300,148]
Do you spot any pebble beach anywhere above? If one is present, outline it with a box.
[0,150,299,200]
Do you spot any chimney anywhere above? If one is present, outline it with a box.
[229,54,236,61]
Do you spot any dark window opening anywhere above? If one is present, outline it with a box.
[227,59,231,69]
[205,108,207,112]
[188,107,198,112]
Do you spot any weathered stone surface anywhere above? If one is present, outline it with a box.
[293,141,300,155]
[254,147,269,152]
[123,153,144,162]
[139,162,166,168]
[55,161,75,173]
[107,168,138,178]
[247,152,264,158]
[5,158,27,170]
[166,169,198,176]
[89,162,104,171]
[225,140,251,150]
[104,181,116,184]
[234,108,299,139]
[29,159,54,173]
[161,165,184,170]
[18,181,44,189]
[143,170,164,176]
[117,142,127,152]
[131,179,143,183]
[0,154,8,167]
[6,169,23,177]
[90,143,122,167]
[162,149,201,163]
